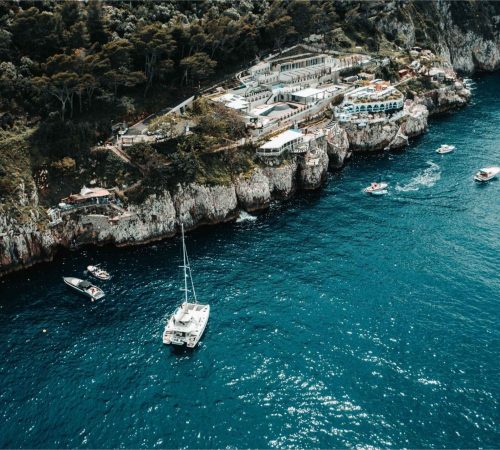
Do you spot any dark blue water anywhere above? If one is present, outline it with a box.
[1,75,499,449]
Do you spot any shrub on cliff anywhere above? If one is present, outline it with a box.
[50,157,76,173]
[31,120,95,159]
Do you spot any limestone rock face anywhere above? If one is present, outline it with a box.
[343,101,432,152]
[298,143,330,190]
[326,125,351,169]
[417,85,471,115]
[108,193,176,243]
[235,169,271,211]
[403,103,429,137]
[344,120,400,152]
[263,160,298,199]
[377,2,500,74]
[173,183,238,229]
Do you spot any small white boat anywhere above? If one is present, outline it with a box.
[163,225,210,348]
[364,182,388,195]
[63,277,105,300]
[87,265,111,280]
[436,144,455,154]
[474,166,500,182]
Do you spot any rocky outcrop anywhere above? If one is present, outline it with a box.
[173,183,238,230]
[234,169,271,211]
[0,154,325,276]
[298,145,329,190]
[326,125,351,169]
[416,83,471,115]
[263,160,297,199]
[344,120,400,152]
[377,1,500,74]
[402,104,429,136]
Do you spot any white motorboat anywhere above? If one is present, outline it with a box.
[163,225,210,348]
[63,277,105,300]
[436,144,455,154]
[364,182,388,195]
[474,166,500,182]
[87,265,111,280]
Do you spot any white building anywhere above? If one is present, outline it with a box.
[256,129,326,157]
[336,85,404,120]
[289,87,324,104]
[257,129,304,156]
[213,93,250,112]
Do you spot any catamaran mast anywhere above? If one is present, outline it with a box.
[180,223,198,304]
[182,224,188,303]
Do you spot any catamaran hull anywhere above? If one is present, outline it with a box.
[163,305,210,348]
[187,310,209,348]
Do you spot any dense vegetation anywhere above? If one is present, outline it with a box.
[0,1,498,208]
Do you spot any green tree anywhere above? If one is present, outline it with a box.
[180,52,216,86]
[86,0,108,46]
[132,24,176,92]
[11,7,60,59]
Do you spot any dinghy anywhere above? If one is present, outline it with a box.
[364,182,388,195]
[436,144,455,154]
[87,265,111,280]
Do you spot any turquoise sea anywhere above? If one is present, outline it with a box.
[0,74,499,448]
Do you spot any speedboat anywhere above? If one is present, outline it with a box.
[436,144,455,154]
[163,224,210,348]
[364,182,388,195]
[87,265,111,280]
[63,277,105,300]
[474,166,500,182]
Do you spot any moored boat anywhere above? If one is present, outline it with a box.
[436,144,455,154]
[63,277,105,300]
[163,224,210,348]
[364,182,388,195]
[87,265,111,280]
[474,166,500,182]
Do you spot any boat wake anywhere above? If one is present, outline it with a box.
[396,161,441,192]
[236,211,257,223]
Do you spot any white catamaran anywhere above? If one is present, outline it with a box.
[163,224,210,348]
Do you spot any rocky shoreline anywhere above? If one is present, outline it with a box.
[0,83,470,278]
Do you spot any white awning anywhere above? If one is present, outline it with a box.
[260,129,303,150]
[292,87,322,98]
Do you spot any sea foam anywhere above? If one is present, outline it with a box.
[396,161,441,192]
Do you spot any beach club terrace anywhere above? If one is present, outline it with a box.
[257,129,304,156]
[256,128,325,157]
[337,85,404,119]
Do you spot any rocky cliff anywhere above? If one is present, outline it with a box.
[0,84,473,277]
[344,82,467,153]
[415,82,471,115]
[0,138,336,276]
[378,1,500,74]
